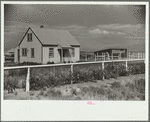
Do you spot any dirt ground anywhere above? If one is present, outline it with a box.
[4,74,145,100]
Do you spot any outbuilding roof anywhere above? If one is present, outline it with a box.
[94,46,127,53]
[26,28,80,48]
[6,48,15,53]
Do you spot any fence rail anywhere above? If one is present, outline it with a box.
[4,59,145,92]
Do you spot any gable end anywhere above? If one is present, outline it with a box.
[18,27,43,46]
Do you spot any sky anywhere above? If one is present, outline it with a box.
[4,4,145,52]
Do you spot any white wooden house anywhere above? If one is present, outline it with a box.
[14,27,80,64]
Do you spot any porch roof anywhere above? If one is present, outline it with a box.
[58,45,73,49]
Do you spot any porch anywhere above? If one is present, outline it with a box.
[58,47,74,63]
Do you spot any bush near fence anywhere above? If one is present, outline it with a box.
[4,61,42,67]
[4,61,145,92]
[4,75,26,93]
[4,61,75,67]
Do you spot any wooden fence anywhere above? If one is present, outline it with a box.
[4,59,145,92]
[80,53,145,62]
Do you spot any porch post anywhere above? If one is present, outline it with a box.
[102,62,105,80]
[142,52,143,59]
[125,61,128,71]
[71,64,73,84]
[112,51,113,60]
[61,48,63,62]
[70,49,72,62]
[120,52,122,60]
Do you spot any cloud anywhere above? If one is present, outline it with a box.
[50,24,87,31]
[88,28,125,35]
[96,23,144,31]
[65,25,87,30]
[14,5,37,13]
[89,29,109,35]
[4,21,44,35]
[89,23,145,41]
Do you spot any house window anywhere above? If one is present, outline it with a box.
[31,48,34,58]
[72,48,75,57]
[22,48,27,56]
[49,48,54,58]
[27,33,32,41]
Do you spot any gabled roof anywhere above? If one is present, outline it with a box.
[94,46,127,53]
[19,27,80,48]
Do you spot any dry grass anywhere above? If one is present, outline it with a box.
[4,74,145,100]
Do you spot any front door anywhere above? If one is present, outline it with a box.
[18,49,20,62]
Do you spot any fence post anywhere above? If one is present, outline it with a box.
[102,62,105,80]
[125,61,128,71]
[71,64,73,84]
[26,67,30,92]
[138,52,139,59]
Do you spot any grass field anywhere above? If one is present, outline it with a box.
[4,74,145,100]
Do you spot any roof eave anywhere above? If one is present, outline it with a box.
[70,45,80,47]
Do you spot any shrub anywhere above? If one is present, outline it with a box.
[124,79,145,100]
[4,76,19,93]
[128,62,145,75]
[39,90,44,96]
[47,89,62,97]
[93,70,103,80]
[110,81,121,89]
[125,92,135,100]
[30,92,35,96]
[22,80,26,90]
[14,91,18,95]
[47,61,54,64]
[135,79,145,93]
[30,75,47,90]
[103,63,118,79]
[18,61,42,66]
[72,68,97,83]
[22,61,145,91]
[75,96,82,100]
[117,64,128,76]
[108,93,117,100]
[71,88,77,96]
[29,70,73,90]
[125,82,135,91]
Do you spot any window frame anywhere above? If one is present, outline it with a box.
[49,48,54,58]
[27,33,32,42]
[31,48,35,58]
[22,48,27,56]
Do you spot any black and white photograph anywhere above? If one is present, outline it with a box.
[1,1,149,121]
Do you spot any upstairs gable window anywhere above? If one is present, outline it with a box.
[27,33,32,41]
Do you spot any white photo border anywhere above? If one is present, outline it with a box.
[1,1,149,121]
